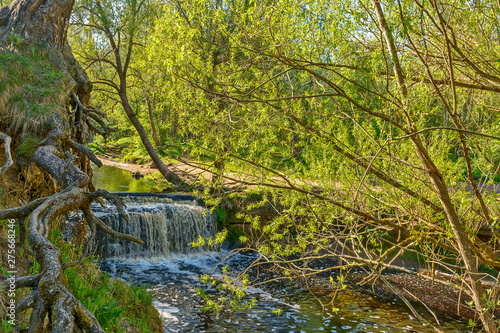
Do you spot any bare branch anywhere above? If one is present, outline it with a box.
[391,127,500,141]
[83,206,144,244]
[68,139,103,167]
[0,197,48,220]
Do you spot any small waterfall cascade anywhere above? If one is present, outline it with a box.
[91,193,216,259]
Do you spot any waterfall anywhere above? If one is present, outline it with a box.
[91,193,217,259]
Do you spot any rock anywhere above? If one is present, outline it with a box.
[131,171,143,178]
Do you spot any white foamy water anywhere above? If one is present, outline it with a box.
[91,194,216,258]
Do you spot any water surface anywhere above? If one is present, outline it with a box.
[92,165,471,333]
[91,164,159,192]
[100,251,470,333]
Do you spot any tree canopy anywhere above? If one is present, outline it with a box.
[71,0,500,330]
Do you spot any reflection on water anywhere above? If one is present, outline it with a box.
[91,164,158,193]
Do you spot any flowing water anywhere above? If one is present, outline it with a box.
[91,164,471,333]
[91,193,216,258]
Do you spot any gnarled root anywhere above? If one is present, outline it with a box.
[1,184,146,332]
[0,130,13,175]
[0,1,157,331]
[0,99,145,332]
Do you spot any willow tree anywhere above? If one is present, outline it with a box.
[149,0,500,331]
[0,0,145,331]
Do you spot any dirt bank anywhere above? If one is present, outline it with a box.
[97,155,158,175]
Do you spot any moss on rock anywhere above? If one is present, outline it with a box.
[17,135,41,158]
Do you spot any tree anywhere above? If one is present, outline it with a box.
[148,0,500,330]
[70,0,184,185]
[0,0,144,331]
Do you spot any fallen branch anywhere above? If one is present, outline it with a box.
[83,206,144,245]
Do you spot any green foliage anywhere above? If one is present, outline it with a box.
[196,270,255,314]
[191,229,228,250]
[65,268,124,330]
[215,206,227,222]
[17,135,41,158]
[1,318,13,332]
[6,30,24,47]
[71,0,500,328]
[224,225,248,243]
[44,230,161,333]
[143,171,173,192]
[87,142,106,155]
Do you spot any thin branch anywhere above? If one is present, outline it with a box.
[68,139,103,167]
[391,127,500,141]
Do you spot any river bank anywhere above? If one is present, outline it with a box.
[97,155,159,175]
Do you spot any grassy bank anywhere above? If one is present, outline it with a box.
[0,222,164,332]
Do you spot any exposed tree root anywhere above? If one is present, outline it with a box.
[0,131,13,175]
[0,178,146,331]
[0,1,161,330]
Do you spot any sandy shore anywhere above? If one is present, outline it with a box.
[97,155,158,174]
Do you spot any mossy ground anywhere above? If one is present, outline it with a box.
[0,41,67,138]
[17,135,41,158]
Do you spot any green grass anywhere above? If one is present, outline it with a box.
[66,267,124,330]
[45,230,164,332]
[0,42,66,136]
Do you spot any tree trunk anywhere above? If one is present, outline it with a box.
[90,0,184,188]
[371,1,496,331]
[0,0,74,48]
[171,110,178,138]
[119,90,182,185]
[144,90,161,149]
[0,1,144,331]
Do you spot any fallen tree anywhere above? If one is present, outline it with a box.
[0,0,151,331]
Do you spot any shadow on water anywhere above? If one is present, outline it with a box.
[92,164,472,333]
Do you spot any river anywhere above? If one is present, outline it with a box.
[91,163,470,333]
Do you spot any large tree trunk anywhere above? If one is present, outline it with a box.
[0,1,144,331]
[0,0,73,47]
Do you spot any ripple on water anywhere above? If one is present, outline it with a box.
[98,251,472,333]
